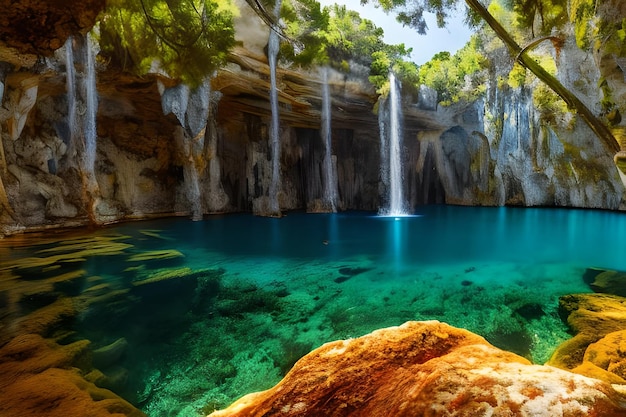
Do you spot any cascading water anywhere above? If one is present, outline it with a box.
[66,34,100,221]
[82,32,99,198]
[267,0,282,216]
[321,67,338,212]
[65,37,77,149]
[379,73,409,216]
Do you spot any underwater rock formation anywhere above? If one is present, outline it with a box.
[208,321,626,417]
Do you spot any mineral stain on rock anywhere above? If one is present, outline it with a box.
[208,321,626,417]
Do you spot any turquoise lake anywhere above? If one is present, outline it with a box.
[2,205,624,416]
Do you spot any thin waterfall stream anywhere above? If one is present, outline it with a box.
[267,0,282,216]
[65,37,77,150]
[379,73,409,216]
[84,32,98,181]
[321,67,338,212]
[66,34,100,219]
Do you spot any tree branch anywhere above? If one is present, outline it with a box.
[465,0,619,154]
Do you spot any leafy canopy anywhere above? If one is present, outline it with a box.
[280,0,331,65]
[99,0,236,86]
[319,4,418,91]
[418,35,487,105]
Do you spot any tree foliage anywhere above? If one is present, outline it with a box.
[418,35,487,105]
[318,4,418,91]
[279,0,330,65]
[99,0,236,86]
[362,0,462,33]
[511,0,567,37]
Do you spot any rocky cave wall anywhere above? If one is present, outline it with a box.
[0,16,625,235]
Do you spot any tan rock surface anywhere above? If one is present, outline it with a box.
[549,293,626,384]
[0,333,145,417]
[557,293,626,336]
[209,321,626,417]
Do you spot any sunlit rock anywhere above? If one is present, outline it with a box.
[549,292,626,384]
[209,321,626,417]
[5,75,39,141]
[0,333,144,417]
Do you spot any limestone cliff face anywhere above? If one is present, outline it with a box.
[0,19,625,234]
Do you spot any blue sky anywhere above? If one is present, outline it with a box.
[316,1,474,65]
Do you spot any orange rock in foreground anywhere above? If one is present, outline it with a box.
[209,321,626,417]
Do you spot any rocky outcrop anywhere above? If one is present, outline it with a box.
[0,333,144,417]
[549,292,626,384]
[209,321,626,417]
[1,41,623,235]
[0,3,625,232]
[0,0,105,58]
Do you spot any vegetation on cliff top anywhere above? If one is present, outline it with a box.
[95,0,625,146]
[99,0,236,86]
[367,0,622,151]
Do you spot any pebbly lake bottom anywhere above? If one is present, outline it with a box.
[2,205,624,417]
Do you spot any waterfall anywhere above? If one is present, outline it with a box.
[66,34,100,221]
[267,0,282,216]
[379,73,409,216]
[321,67,338,212]
[206,90,229,212]
[83,32,99,191]
[65,37,77,148]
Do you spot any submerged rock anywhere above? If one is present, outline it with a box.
[208,321,626,416]
[586,268,626,296]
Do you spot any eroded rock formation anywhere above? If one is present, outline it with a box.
[209,321,626,417]
[0,40,624,235]
[549,290,626,384]
[0,333,144,417]
[0,0,105,59]
[0,0,624,233]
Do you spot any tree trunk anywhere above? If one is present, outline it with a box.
[465,0,620,154]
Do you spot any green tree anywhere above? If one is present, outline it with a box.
[99,0,236,86]
[363,0,620,153]
[319,5,417,91]
[279,0,331,65]
[512,0,567,37]
[322,5,387,68]
[418,35,486,105]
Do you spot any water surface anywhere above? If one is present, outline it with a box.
[2,206,622,416]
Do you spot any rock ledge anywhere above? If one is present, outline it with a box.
[209,321,626,417]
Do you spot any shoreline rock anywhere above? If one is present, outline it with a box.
[209,321,626,417]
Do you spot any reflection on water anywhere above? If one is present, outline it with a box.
[1,206,624,416]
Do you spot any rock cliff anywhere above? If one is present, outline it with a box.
[0,2,625,234]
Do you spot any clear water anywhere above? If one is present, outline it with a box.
[2,206,623,417]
